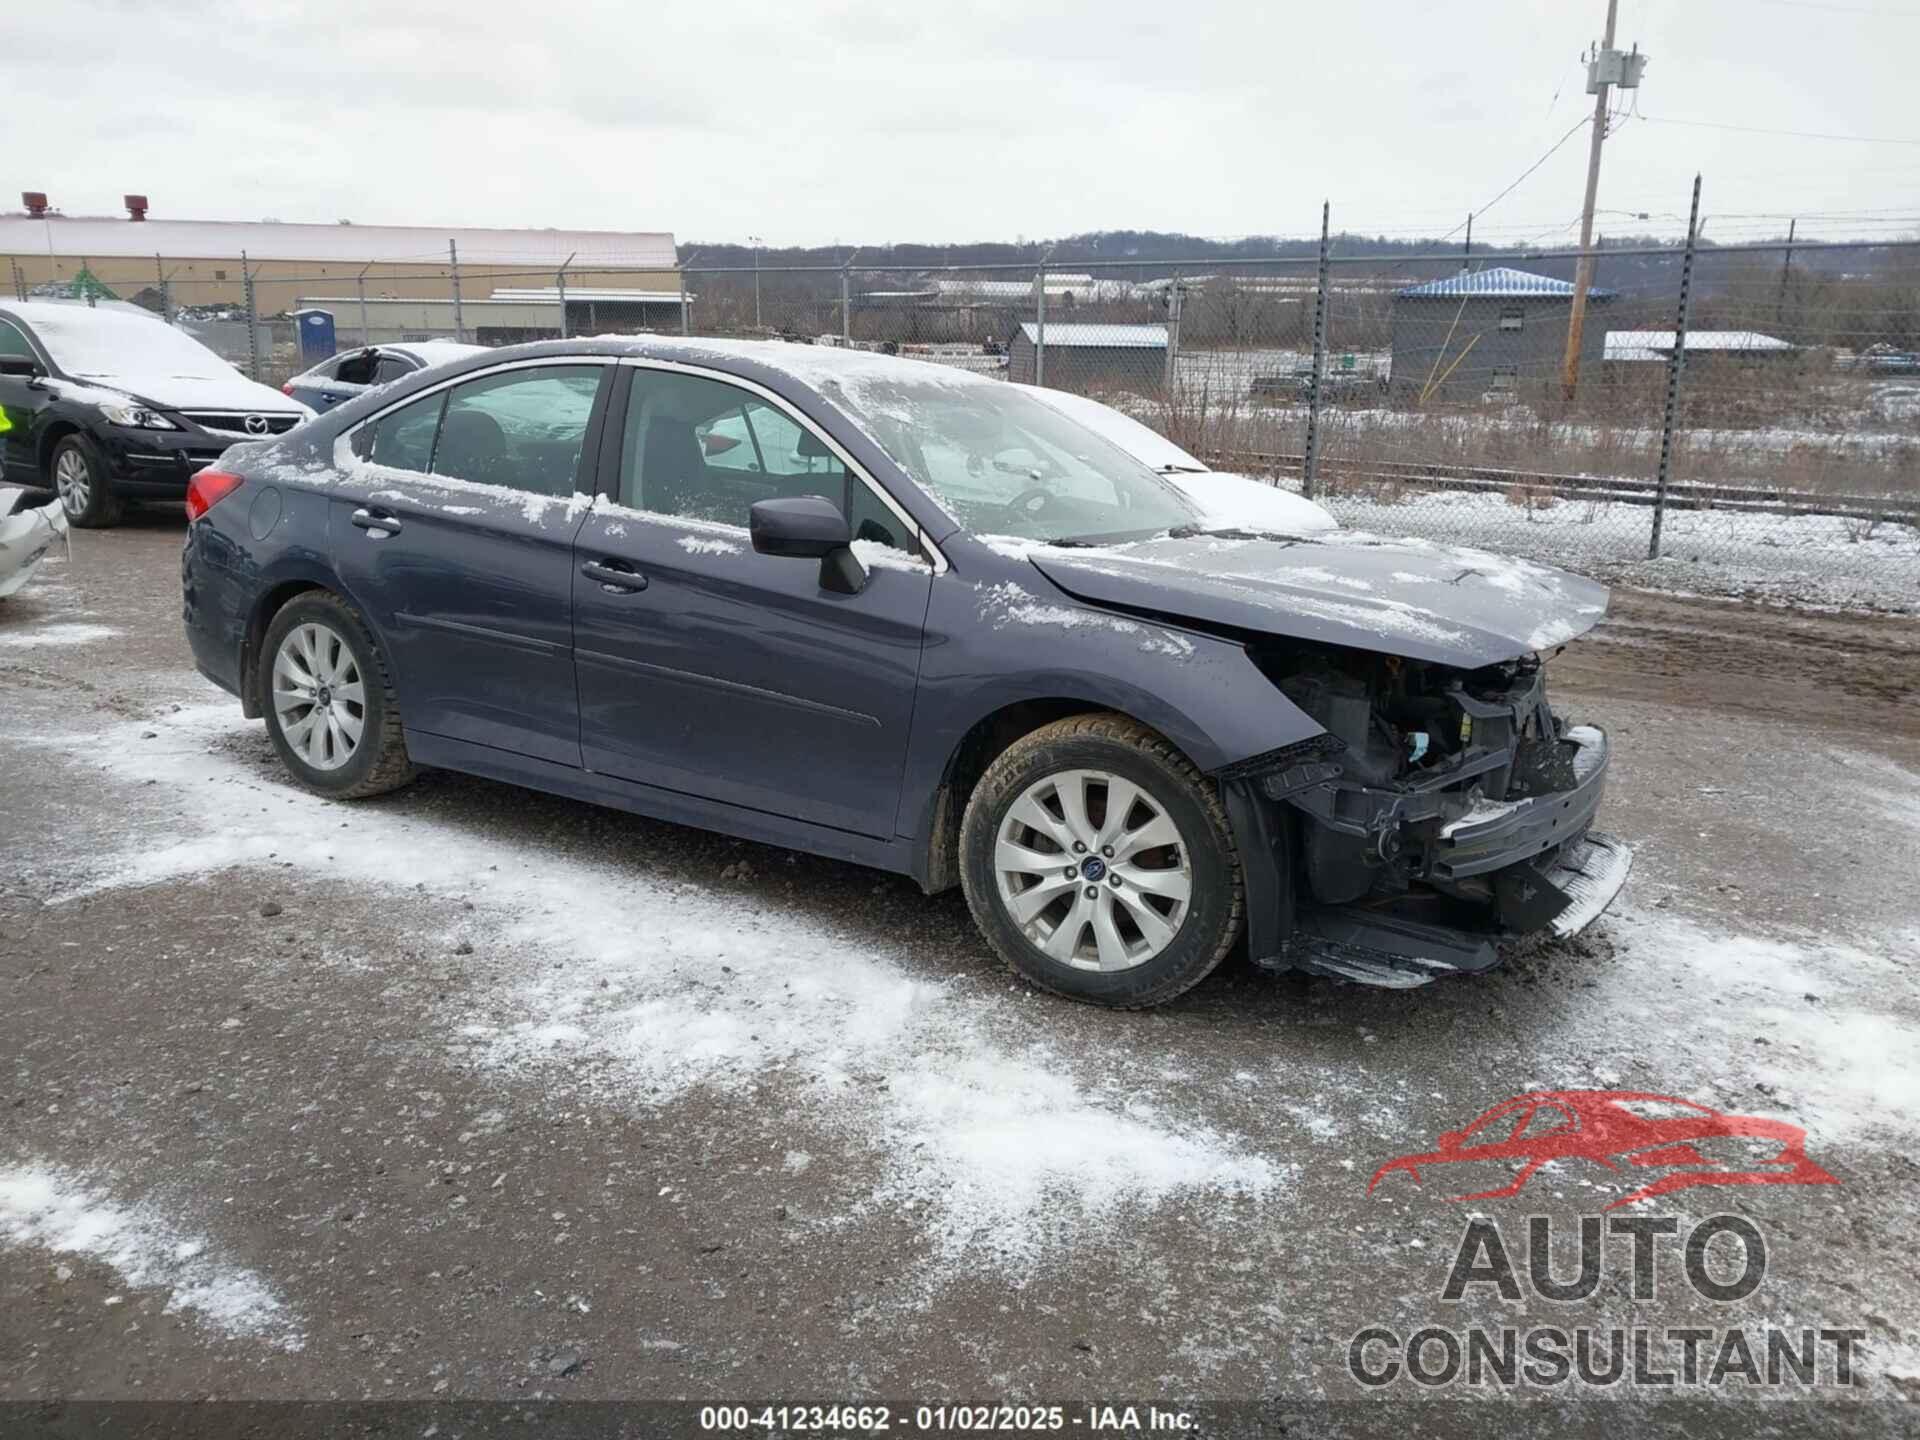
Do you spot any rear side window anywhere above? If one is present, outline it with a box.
[373,355,413,384]
[367,393,444,471]
[434,366,602,495]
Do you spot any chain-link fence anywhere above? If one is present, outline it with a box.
[9,203,1918,611]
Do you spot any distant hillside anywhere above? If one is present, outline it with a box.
[678,228,1913,297]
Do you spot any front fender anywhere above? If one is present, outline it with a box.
[900,568,1325,878]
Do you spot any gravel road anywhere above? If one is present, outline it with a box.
[3,510,1916,1437]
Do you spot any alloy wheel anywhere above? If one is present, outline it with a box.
[993,767,1193,971]
[271,622,367,772]
[54,448,92,516]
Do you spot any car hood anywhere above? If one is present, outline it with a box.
[1026,530,1610,666]
[61,368,305,415]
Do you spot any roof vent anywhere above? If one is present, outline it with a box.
[125,194,149,221]
[21,191,49,217]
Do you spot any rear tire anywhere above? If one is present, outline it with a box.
[959,713,1244,1008]
[258,591,415,799]
[49,434,123,528]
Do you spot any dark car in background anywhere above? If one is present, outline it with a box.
[282,340,486,413]
[180,338,1629,1007]
[0,300,310,527]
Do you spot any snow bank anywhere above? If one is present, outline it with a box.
[0,1164,302,1349]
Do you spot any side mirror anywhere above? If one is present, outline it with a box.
[749,496,864,594]
[0,355,44,380]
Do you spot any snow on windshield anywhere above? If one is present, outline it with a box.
[820,373,1198,543]
[24,305,235,383]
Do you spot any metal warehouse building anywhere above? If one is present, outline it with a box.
[1008,322,1167,389]
[0,207,680,325]
[1388,266,1614,404]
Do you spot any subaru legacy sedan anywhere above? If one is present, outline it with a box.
[181,339,1629,1007]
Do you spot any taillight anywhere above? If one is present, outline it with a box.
[185,468,245,522]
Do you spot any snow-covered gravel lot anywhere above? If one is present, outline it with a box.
[2,518,1917,1434]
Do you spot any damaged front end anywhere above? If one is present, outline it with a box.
[1224,648,1631,988]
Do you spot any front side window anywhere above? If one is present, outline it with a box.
[814,372,1197,545]
[0,319,37,360]
[620,369,914,554]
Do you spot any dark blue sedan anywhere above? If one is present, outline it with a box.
[181,338,1629,1005]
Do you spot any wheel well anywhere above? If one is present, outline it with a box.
[238,581,327,718]
[36,422,84,476]
[920,698,1110,893]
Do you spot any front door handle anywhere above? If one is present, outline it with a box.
[581,559,647,594]
[351,507,401,536]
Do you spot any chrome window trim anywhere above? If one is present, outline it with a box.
[614,355,948,575]
[333,355,618,484]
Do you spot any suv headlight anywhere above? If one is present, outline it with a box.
[101,403,179,430]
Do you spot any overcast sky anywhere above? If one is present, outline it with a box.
[7,0,1915,251]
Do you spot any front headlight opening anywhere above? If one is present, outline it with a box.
[102,403,178,430]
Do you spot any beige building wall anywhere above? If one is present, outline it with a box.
[2,252,679,317]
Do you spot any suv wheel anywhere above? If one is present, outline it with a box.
[959,713,1244,1008]
[259,591,415,799]
[49,434,123,528]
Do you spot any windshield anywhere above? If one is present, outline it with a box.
[27,306,235,383]
[825,375,1199,544]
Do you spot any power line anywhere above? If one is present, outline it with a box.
[1442,115,1592,241]
[1639,115,1920,145]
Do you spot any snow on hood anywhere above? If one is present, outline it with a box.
[1165,471,1339,535]
[13,301,303,414]
[1026,530,1609,666]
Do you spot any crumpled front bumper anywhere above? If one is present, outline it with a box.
[1429,724,1611,883]
[1232,725,1632,988]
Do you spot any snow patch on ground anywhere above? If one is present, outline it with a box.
[43,700,1288,1276]
[0,622,120,649]
[0,1163,302,1350]
[1565,904,1920,1144]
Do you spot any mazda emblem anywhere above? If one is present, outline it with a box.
[243,413,270,435]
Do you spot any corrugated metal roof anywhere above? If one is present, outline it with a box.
[1604,329,1797,360]
[1015,322,1168,348]
[1396,266,1615,300]
[0,215,676,268]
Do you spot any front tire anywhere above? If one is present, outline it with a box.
[959,714,1244,1008]
[49,434,123,528]
[259,591,415,799]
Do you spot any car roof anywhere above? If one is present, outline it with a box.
[0,297,170,329]
[387,340,488,364]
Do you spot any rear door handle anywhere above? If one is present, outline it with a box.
[581,559,647,594]
[351,507,401,536]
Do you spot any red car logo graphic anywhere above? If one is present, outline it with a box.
[1368,1090,1838,1210]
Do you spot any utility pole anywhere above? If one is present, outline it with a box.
[1463,213,1472,266]
[1776,217,1796,328]
[749,235,763,330]
[1561,0,1647,398]
[448,239,464,344]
